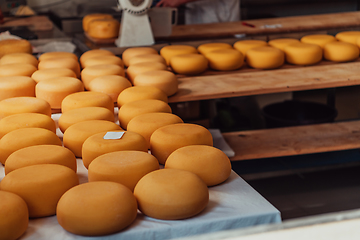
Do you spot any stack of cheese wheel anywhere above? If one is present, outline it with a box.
[300,34,337,49]
[268,38,300,51]
[82,13,120,40]
[0,52,38,67]
[233,39,268,57]
[117,85,168,108]
[0,39,32,58]
[0,62,37,77]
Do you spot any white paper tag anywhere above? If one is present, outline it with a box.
[103,131,125,140]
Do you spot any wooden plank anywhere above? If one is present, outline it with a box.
[167,11,360,41]
[222,120,360,161]
[168,62,360,103]
[1,16,53,31]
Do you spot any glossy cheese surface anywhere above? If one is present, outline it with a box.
[0,96,51,119]
[204,48,244,71]
[133,70,178,96]
[323,41,359,62]
[0,76,36,101]
[117,85,168,108]
[170,53,208,75]
[61,91,114,113]
[284,42,323,65]
[0,63,36,77]
[246,46,285,69]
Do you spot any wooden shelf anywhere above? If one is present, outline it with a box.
[223,120,360,161]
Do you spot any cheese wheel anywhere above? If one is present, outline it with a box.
[56,181,137,236]
[122,47,158,67]
[0,127,62,165]
[300,34,337,48]
[61,91,114,113]
[0,63,36,77]
[0,164,79,218]
[118,99,172,129]
[204,48,244,71]
[87,75,131,103]
[87,18,120,39]
[80,49,115,68]
[150,123,213,164]
[284,42,323,65]
[128,53,166,66]
[197,42,233,55]
[0,112,56,138]
[335,31,360,45]
[246,46,285,69]
[165,145,231,186]
[63,120,121,157]
[82,55,124,68]
[38,57,81,78]
[126,61,167,84]
[82,130,148,169]
[134,168,209,220]
[268,38,301,51]
[133,70,178,96]
[0,39,32,58]
[5,145,77,174]
[88,151,159,191]
[127,112,183,148]
[0,96,51,119]
[117,85,168,108]
[39,51,78,62]
[160,45,198,65]
[58,106,114,133]
[82,13,113,32]
[233,39,268,56]
[31,68,76,83]
[0,190,28,240]
[0,52,38,66]
[0,76,36,101]
[35,77,84,109]
[170,53,208,75]
[323,41,359,62]
[81,64,125,89]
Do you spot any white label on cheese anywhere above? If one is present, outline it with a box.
[103,131,125,140]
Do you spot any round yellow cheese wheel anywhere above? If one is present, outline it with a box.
[126,61,167,84]
[127,112,183,149]
[38,57,81,78]
[35,77,84,109]
[233,39,268,56]
[0,52,38,67]
[122,47,158,67]
[170,53,208,75]
[128,53,166,66]
[197,42,233,55]
[0,63,37,77]
[284,42,323,65]
[246,46,285,69]
[58,106,114,133]
[82,13,114,32]
[63,120,121,157]
[118,99,172,129]
[165,145,231,186]
[39,51,78,62]
[0,127,62,165]
[82,55,124,68]
[0,164,79,218]
[0,190,28,240]
[268,38,301,51]
[0,96,51,119]
[0,112,56,139]
[134,168,209,220]
[160,45,198,65]
[300,34,337,48]
[0,39,32,58]
[87,18,120,39]
[117,85,168,108]
[88,150,159,191]
[57,181,137,236]
[323,41,359,62]
[335,31,360,45]
[82,130,148,168]
[87,75,131,103]
[80,49,115,68]
[31,68,77,83]
[133,70,178,96]
[150,123,213,165]
[0,76,36,101]
[61,91,114,113]
[5,145,77,174]
[81,64,125,89]
[204,48,244,71]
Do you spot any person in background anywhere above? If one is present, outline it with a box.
[155,0,240,25]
